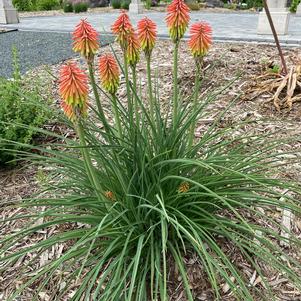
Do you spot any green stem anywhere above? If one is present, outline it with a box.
[111,93,122,139]
[131,65,140,128]
[172,41,179,129]
[146,55,155,125]
[123,51,133,126]
[76,120,104,201]
[188,61,201,146]
[88,61,110,134]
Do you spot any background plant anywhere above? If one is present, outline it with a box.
[111,0,121,8]
[0,48,51,165]
[1,8,301,301]
[12,0,37,11]
[290,0,300,12]
[73,1,89,12]
[63,1,73,11]
[121,0,131,9]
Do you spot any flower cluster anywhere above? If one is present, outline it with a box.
[59,62,88,121]
[188,21,212,58]
[137,17,157,56]
[111,11,134,50]
[72,19,99,59]
[166,0,190,42]
[60,7,213,120]
[99,54,120,95]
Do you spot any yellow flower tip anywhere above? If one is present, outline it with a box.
[59,62,89,121]
[137,17,157,56]
[166,0,190,43]
[178,182,190,193]
[188,21,213,58]
[99,54,120,95]
[72,19,100,59]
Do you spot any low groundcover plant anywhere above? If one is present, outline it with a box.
[1,3,301,300]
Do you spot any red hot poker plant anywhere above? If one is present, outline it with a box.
[99,54,120,95]
[111,10,134,50]
[166,0,190,43]
[99,54,122,137]
[137,17,157,57]
[72,19,100,60]
[188,21,212,58]
[166,0,190,128]
[188,21,213,145]
[59,62,89,121]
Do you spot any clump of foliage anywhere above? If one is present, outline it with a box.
[63,1,73,11]
[290,0,300,12]
[0,48,51,165]
[186,0,199,10]
[121,0,131,9]
[73,1,89,12]
[36,0,60,10]
[111,0,121,8]
[12,0,37,11]
[13,0,60,10]
[1,7,301,301]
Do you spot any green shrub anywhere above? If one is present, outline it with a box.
[36,0,60,10]
[121,0,131,9]
[74,1,89,12]
[0,48,50,165]
[245,0,262,9]
[111,0,121,8]
[12,0,37,11]
[223,2,237,9]
[63,1,73,12]
[186,1,200,10]
[290,0,300,12]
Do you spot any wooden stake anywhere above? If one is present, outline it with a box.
[262,0,288,75]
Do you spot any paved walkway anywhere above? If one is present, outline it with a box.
[2,11,301,45]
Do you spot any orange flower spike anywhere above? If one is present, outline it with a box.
[188,21,212,57]
[72,19,100,59]
[166,0,190,43]
[111,11,134,49]
[137,17,157,56]
[59,62,89,121]
[126,31,140,66]
[99,54,120,95]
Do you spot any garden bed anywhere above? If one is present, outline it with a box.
[1,40,301,300]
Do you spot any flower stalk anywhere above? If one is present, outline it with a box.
[189,60,201,146]
[172,41,180,128]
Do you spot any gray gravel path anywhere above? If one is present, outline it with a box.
[0,31,113,78]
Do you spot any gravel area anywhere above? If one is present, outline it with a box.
[0,31,114,78]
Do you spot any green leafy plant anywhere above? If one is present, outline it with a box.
[268,63,280,74]
[121,0,131,9]
[1,10,301,301]
[36,0,60,10]
[0,48,51,165]
[12,0,37,11]
[290,0,300,12]
[63,1,73,12]
[73,1,89,12]
[111,0,121,8]
[223,2,237,9]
